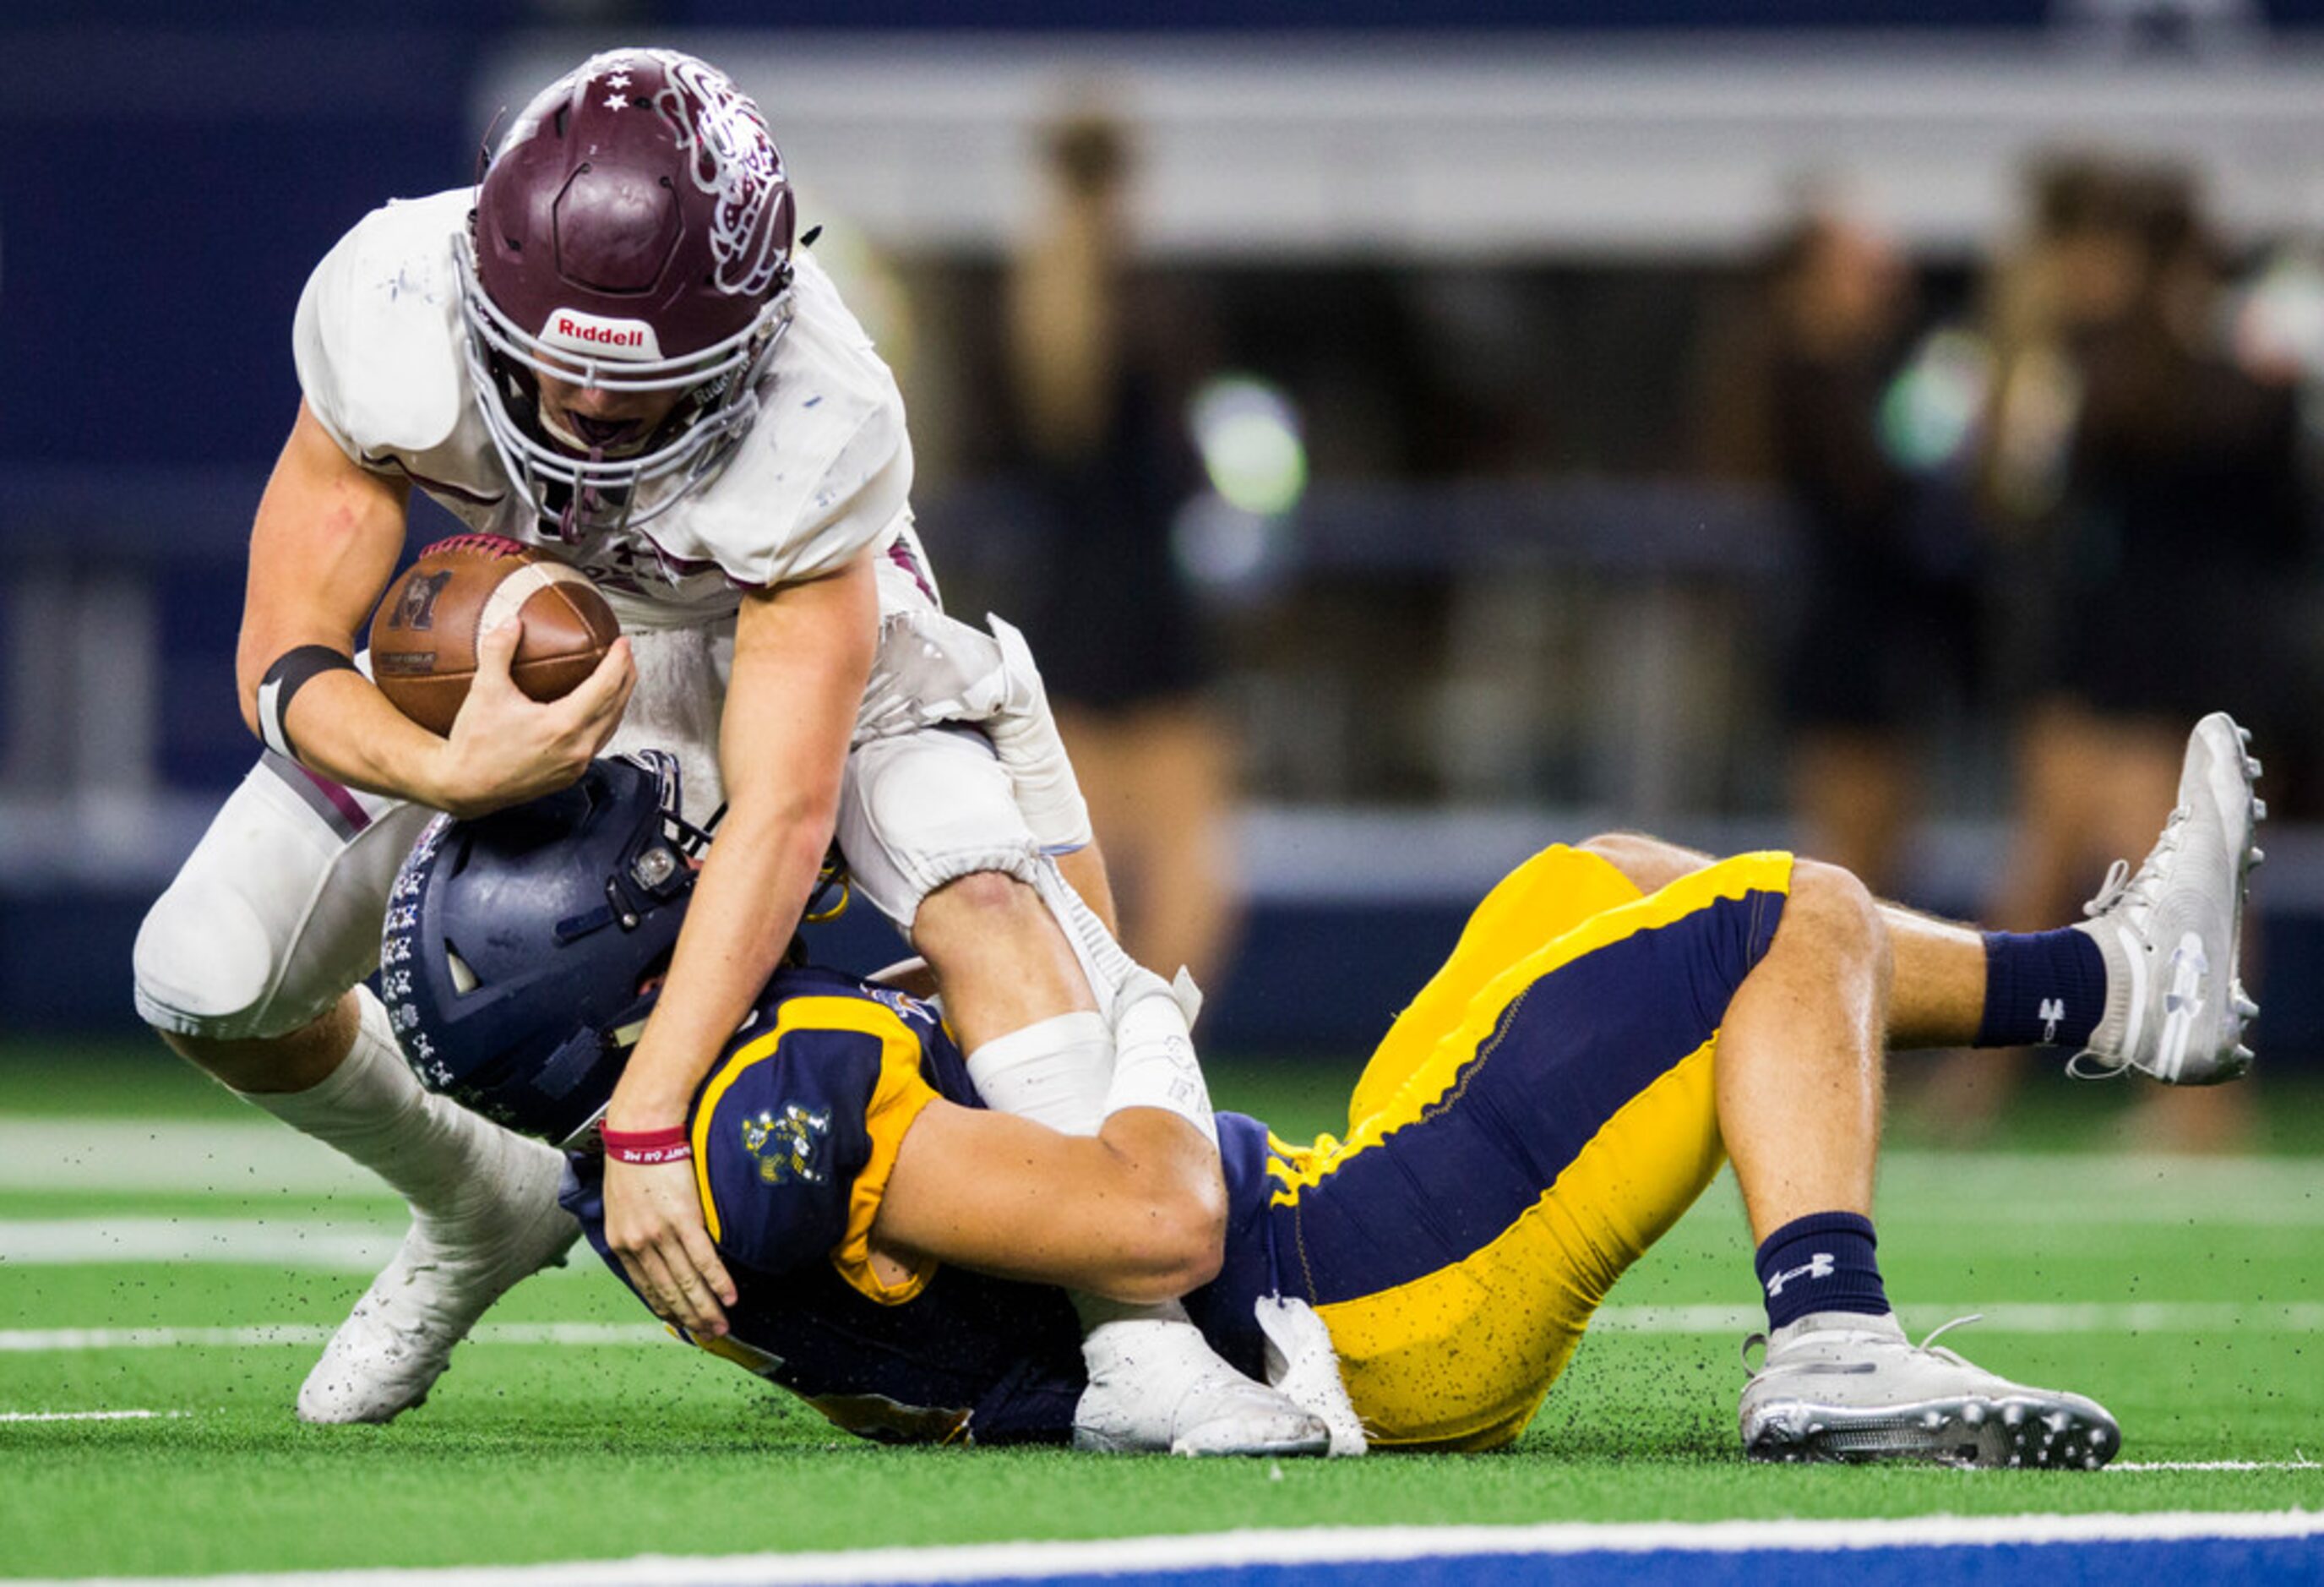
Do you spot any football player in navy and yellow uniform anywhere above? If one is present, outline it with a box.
[575,839,1789,1452]
[391,710,2261,1464]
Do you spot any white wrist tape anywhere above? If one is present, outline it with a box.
[1105,987,1217,1151]
[965,1011,1113,1136]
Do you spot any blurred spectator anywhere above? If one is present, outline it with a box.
[1000,111,1244,992]
[1931,155,2307,1148]
[1757,206,1983,896]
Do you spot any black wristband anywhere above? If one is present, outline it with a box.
[257,645,358,762]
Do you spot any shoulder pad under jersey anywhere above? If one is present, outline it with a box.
[292,188,475,466]
[640,249,914,589]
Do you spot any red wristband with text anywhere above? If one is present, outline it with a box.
[600,1125,694,1165]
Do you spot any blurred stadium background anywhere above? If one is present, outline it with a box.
[8,0,2324,1105]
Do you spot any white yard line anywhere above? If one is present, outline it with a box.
[2,1126,2317,1218]
[12,1512,2323,1587]
[1596,1300,2324,1333]
[0,1301,2314,1354]
[0,1409,181,1423]
[0,1323,667,1353]
[0,1219,412,1269]
[2113,1459,2321,1472]
[0,1121,381,1195]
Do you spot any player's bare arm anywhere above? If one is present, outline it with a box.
[874,1099,1227,1305]
[599,548,880,1335]
[237,402,635,815]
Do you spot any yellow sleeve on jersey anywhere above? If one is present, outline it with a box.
[688,995,944,1306]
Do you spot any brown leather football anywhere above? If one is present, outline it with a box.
[368,534,621,736]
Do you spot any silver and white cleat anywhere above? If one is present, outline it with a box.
[297,1134,580,1424]
[2070,711,2264,1085]
[1073,1318,1330,1458]
[1739,1312,2120,1469]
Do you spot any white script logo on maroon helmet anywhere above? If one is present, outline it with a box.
[538,308,664,362]
[653,53,787,298]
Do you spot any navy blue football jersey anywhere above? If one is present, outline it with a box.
[563,965,1297,1442]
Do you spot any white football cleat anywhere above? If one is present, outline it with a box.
[1739,1312,2119,1469]
[297,1133,579,1424]
[1255,1295,1368,1457]
[1072,1317,1330,1457]
[2071,711,2263,1085]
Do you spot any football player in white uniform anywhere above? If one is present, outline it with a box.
[131,47,1323,1454]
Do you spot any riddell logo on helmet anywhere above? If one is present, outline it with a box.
[539,309,664,362]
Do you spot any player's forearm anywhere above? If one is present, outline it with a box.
[1075,1109,1228,1301]
[256,668,465,806]
[879,1104,1226,1303]
[609,804,830,1126]
[237,401,429,796]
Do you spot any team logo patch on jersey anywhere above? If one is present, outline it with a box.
[743,1104,830,1186]
[866,985,933,1026]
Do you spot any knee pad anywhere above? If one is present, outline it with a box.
[132,755,423,1043]
[133,879,293,1041]
[837,727,1043,930]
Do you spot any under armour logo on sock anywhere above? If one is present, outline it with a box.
[2039,997,2066,1044]
[1765,1252,1835,1298]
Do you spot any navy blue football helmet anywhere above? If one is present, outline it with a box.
[380,752,705,1147]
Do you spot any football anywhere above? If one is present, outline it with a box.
[368,534,622,735]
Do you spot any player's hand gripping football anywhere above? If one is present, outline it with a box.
[429,617,636,818]
[600,1153,736,1337]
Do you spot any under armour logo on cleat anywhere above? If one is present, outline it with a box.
[1766,1253,1835,1298]
[2166,935,2209,1014]
[2038,997,2066,1044]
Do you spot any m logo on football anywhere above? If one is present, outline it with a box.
[387,571,454,632]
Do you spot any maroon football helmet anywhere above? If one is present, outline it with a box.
[455,48,798,535]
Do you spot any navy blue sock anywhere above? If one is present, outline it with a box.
[1976,928,2107,1049]
[1755,1211,1889,1333]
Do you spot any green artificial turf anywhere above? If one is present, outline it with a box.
[2,1044,2320,1577]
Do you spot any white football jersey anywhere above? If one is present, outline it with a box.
[293,188,922,628]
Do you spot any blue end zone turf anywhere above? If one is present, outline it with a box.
[956,1535,2324,1587]
[194,1515,2309,1587]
